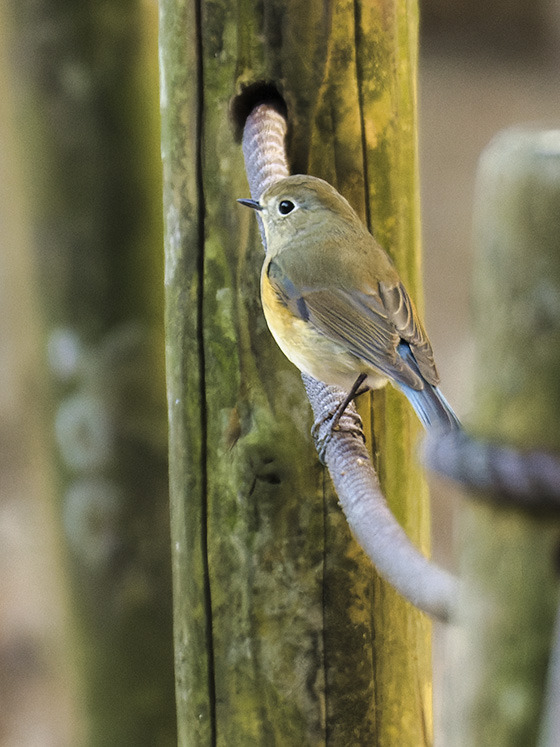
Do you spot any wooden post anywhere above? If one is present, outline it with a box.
[4,2,176,745]
[160,0,432,744]
[0,8,84,743]
[445,127,560,746]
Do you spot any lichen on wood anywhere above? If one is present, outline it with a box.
[161,0,432,744]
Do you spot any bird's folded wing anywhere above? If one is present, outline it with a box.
[378,281,439,385]
[267,260,425,389]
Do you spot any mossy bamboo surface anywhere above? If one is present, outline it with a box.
[160,0,431,744]
[446,128,560,746]
[4,2,176,745]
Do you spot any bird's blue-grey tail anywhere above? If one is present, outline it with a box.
[398,381,461,430]
[396,343,461,431]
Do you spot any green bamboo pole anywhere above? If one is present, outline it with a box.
[4,2,176,745]
[160,0,431,744]
[447,127,560,746]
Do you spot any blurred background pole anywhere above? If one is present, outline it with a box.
[160,0,432,744]
[3,2,176,746]
[0,6,83,744]
[445,128,560,746]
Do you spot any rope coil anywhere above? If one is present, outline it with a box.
[424,428,560,510]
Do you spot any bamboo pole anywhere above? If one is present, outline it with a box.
[445,127,560,746]
[4,2,176,745]
[160,0,432,744]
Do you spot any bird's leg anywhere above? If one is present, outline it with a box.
[331,373,368,431]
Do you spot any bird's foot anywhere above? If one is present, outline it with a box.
[311,400,366,465]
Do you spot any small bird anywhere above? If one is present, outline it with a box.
[238,175,460,431]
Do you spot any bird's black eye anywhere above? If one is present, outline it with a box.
[278,199,295,215]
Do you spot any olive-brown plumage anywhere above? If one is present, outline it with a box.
[239,175,459,430]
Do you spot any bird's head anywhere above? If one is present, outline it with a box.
[238,175,363,255]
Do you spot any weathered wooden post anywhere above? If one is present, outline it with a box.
[4,2,176,745]
[442,127,560,746]
[160,0,432,744]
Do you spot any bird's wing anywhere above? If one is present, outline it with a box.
[378,281,439,386]
[267,258,433,389]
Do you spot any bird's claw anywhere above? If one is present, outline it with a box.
[311,403,366,465]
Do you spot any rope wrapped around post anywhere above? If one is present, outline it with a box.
[234,92,458,623]
[424,429,560,509]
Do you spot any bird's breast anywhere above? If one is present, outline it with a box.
[260,265,387,391]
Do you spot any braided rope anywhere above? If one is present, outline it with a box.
[242,104,289,198]
[241,104,289,248]
[423,428,560,509]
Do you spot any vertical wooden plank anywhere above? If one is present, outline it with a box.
[7,1,176,744]
[159,0,215,743]
[447,127,560,747]
[359,2,433,743]
[202,4,327,743]
[162,0,431,744]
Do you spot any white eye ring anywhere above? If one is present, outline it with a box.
[278,199,296,215]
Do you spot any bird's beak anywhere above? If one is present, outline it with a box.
[237,198,262,211]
